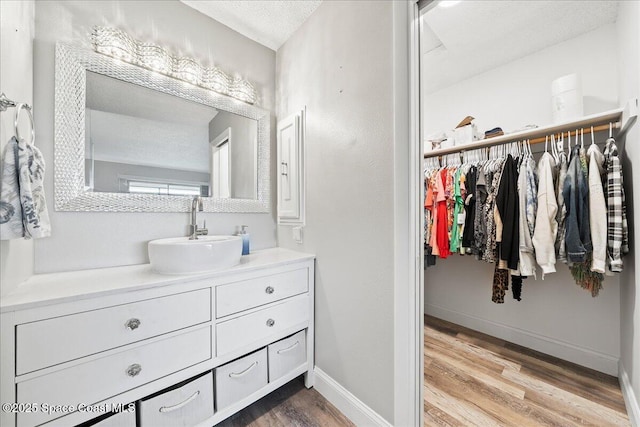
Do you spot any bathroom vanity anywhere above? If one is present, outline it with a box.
[0,248,315,427]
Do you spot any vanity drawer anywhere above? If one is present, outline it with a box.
[216,268,308,318]
[268,330,306,382]
[216,294,309,357]
[139,372,214,427]
[17,326,211,427]
[16,288,211,375]
[215,348,267,411]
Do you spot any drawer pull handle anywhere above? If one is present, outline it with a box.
[126,363,142,377]
[125,318,141,330]
[277,341,300,354]
[158,390,200,413]
[265,286,275,294]
[229,361,259,378]
[266,318,275,327]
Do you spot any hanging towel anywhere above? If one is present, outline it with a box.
[0,137,51,240]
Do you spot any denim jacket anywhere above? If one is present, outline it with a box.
[563,145,592,263]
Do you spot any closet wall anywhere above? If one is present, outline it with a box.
[423,24,622,375]
[617,0,640,420]
[0,0,35,296]
[32,0,277,274]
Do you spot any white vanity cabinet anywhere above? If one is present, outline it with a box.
[0,248,315,427]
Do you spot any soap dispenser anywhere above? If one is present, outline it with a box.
[239,225,250,255]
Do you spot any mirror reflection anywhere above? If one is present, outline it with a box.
[84,71,258,199]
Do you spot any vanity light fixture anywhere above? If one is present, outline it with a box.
[91,26,257,104]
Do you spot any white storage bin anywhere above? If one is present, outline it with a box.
[139,372,214,427]
[215,348,268,411]
[551,73,583,123]
[268,330,306,382]
[86,409,136,427]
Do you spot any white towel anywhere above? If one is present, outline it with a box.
[0,137,51,240]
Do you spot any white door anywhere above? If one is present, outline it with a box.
[277,113,301,222]
[211,128,231,198]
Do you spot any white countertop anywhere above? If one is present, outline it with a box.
[0,248,314,313]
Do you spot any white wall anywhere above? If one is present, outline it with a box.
[617,0,640,422]
[276,1,395,422]
[0,0,35,296]
[423,24,619,137]
[423,24,623,375]
[32,0,277,273]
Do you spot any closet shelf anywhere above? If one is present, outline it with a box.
[424,98,638,158]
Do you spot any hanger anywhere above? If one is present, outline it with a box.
[590,126,595,146]
[580,128,584,149]
[544,135,548,153]
[609,122,613,138]
[551,134,556,158]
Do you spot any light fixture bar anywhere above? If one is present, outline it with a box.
[91,26,257,104]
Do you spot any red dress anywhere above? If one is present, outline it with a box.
[436,169,451,258]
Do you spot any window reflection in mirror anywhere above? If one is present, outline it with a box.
[84,71,258,199]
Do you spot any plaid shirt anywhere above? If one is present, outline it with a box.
[604,138,629,272]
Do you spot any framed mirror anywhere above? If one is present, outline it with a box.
[55,42,270,212]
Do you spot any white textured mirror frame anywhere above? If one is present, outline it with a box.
[54,42,270,213]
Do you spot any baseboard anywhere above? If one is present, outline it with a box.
[619,363,640,427]
[313,367,392,427]
[425,304,619,376]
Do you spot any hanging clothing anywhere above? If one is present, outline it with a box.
[461,166,477,250]
[429,171,440,257]
[554,150,568,263]
[0,137,51,240]
[436,169,451,258]
[450,169,466,253]
[424,173,434,246]
[604,137,629,272]
[532,152,558,277]
[483,160,504,264]
[473,166,488,259]
[491,250,509,304]
[511,275,524,301]
[496,154,520,270]
[563,145,591,264]
[518,155,537,278]
[587,144,607,273]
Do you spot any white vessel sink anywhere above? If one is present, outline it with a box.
[148,235,243,274]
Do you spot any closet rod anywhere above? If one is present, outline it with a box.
[525,123,615,146]
[424,98,638,159]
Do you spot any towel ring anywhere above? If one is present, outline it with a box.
[14,103,34,145]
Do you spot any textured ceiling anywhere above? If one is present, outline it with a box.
[421,1,619,94]
[180,0,322,51]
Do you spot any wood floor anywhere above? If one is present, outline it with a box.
[216,376,354,427]
[424,315,630,427]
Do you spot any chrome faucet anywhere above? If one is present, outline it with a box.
[189,196,208,240]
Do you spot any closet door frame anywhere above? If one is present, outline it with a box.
[393,1,424,427]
